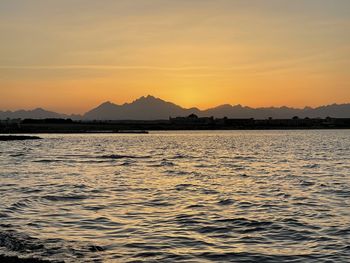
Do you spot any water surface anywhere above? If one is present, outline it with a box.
[0,131,349,262]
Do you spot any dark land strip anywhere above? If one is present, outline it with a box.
[1,116,350,133]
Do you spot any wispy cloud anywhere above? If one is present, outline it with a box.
[0,65,216,71]
[0,48,345,76]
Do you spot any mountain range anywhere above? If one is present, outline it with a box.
[1,95,350,120]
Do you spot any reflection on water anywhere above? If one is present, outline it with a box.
[0,131,349,262]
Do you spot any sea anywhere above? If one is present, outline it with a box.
[0,130,349,262]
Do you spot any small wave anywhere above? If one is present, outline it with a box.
[32,154,150,164]
[329,189,350,198]
[325,226,350,236]
[303,164,320,169]
[148,160,176,167]
[164,170,190,176]
[43,194,89,202]
[160,160,175,166]
[197,226,231,234]
[120,161,135,166]
[134,251,164,258]
[99,154,149,159]
[6,198,35,212]
[0,230,44,253]
[202,189,219,195]
[33,159,64,163]
[87,245,105,252]
[0,224,12,228]
[217,199,235,206]
[145,198,173,207]
[299,180,315,187]
[10,201,30,210]
[215,217,274,228]
[175,184,194,191]
[194,164,216,168]
[232,155,256,160]
[83,205,106,211]
[196,221,273,235]
[9,153,25,157]
[20,188,43,194]
[281,218,321,230]
[171,153,193,159]
[0,213,9,219]
[186,204,205,209]
[237,201,254,208]
[123,242,161,250]
[0,254,52,263]
[175,214,204,226]
[1,183,17,188]
[33,159,108,164]
[196,251,321,262]
[0,230,103,262]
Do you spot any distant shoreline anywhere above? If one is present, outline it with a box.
[1,128,350,135]
[1,117,350,133]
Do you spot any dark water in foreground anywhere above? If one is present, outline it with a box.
[0,131,349,262]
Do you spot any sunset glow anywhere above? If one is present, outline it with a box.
[1,0,349,113]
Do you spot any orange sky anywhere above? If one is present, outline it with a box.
[0,0,349,114]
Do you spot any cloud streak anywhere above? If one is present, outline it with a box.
[0,49,346,76]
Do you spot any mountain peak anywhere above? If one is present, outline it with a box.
[136,95,158,101]
[146,95,156,99]
[132,95,163,105]
[96,101,118,109]
[100,101,114,106]
[33,107,46,112]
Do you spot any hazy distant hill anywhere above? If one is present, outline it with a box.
[202,103,350,119]
[1,95,350,120]
[0,108,82,120]
[0,108,66,120]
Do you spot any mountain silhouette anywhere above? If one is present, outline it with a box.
[84,95,201,120]
[0,108,67,120]
[1,95,350,120]
[84,96,350,120]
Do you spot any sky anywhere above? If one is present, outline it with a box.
[0,0,349,114]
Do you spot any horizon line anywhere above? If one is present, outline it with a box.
[1,95,349,116]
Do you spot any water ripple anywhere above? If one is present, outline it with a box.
[0,131,349,262]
